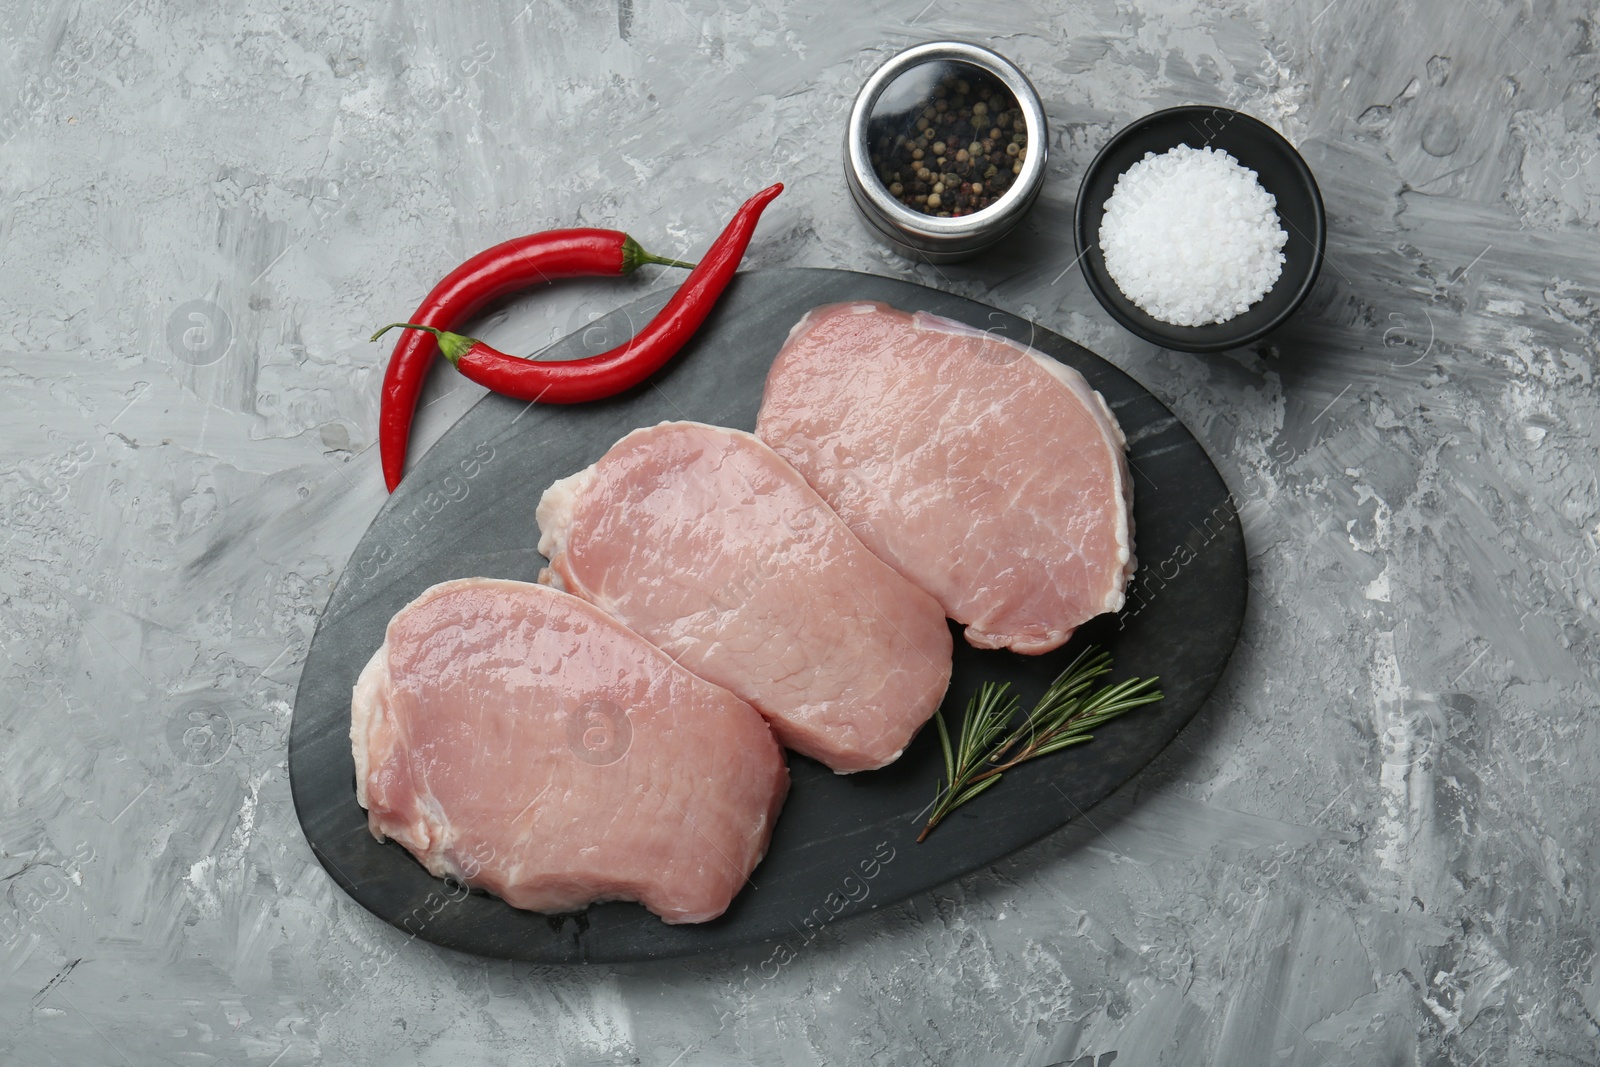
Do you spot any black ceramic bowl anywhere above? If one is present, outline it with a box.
[1074,106,1325,353]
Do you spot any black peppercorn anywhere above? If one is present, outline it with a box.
[866,66,1025,216]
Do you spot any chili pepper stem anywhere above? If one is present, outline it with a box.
[371,323,480,365]
[620,235,696,273]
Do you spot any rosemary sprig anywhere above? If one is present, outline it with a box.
[917,646,1163,842]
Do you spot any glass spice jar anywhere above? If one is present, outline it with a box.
[846,41,1049,263]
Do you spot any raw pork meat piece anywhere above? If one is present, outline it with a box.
[538,421,952,773]
[351,577,787,924]
[755,301,1134,654]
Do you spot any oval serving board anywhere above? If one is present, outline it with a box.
[288,268,1246,963]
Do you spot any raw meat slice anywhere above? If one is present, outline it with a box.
[755,301,1134,655]
[351,577,787,924]
[538,421,952,773]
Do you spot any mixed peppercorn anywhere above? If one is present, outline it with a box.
[869,68,1028,218]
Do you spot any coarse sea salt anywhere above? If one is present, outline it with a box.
[1099,144,1288,327]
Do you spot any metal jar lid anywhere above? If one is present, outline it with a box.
[845,41,1049,263]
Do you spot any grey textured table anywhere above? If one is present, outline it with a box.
[2,1,1596,1064]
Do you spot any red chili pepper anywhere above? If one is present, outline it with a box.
[372,183,783,410]
[378,229,697,492]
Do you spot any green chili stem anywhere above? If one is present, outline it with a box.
[371,323,480,365]
[620,235,697,274]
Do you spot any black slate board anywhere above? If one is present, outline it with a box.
[288,268,1246,963]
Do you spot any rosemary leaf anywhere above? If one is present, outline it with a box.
[934,707,956,785]
[951,775,1004,809]
[1030,734,1096,757]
